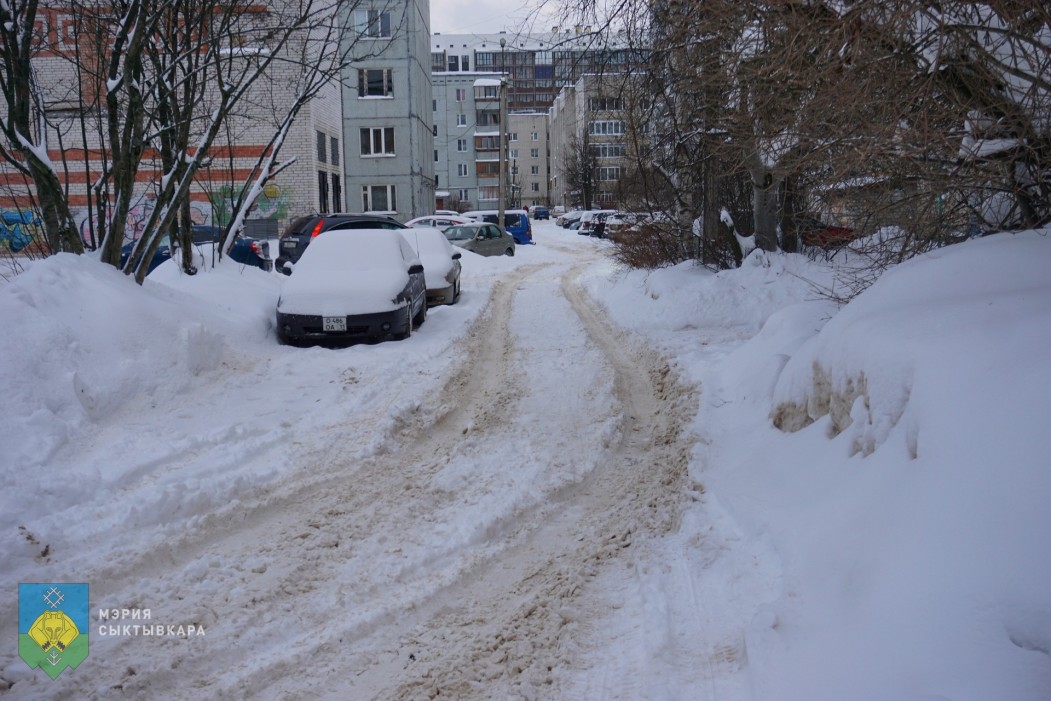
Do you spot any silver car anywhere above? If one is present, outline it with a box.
[443,222,515,257]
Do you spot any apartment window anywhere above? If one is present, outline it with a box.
[331,175,342,213]
[318,171,329,212]
[448,55,459,72]
[588,120,625,136]
[509,132,518,142]
[458,188,469,200]
[531,182,540,192]
[591,143,626,158]
[455,88,466,102]
[330,136,339,167]
[360,127,395,156]
[433,124,438,136]
[530,148,539,158]
[510,148,518,159]
[530,165,539,175]
[597,166,621,181]
[456,114,466,126]
[358,69,394,97]
[588,97,623,111]
[456,139,467,152]
[461,55,470,71]
[316,131,327,163]
[362,185,397,212]
[531,132,539,141]
[434,150,438,162]
[354,9,391,38]
[476,52,493,67]
[458,163,469,177]
[432,99,437,111]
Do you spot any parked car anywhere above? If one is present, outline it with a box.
[444,222,516,257]
[795,217,857,249]
[275,213,405,275]
[406,214,472,230]
[275,229,427,345]
[578,209,619,236]
[531,206,550,220]
[121,225,272,275]
[462,209,533,245]
[404,226,462,305]
[557,210,584,228]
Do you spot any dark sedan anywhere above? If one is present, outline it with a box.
[121,225,272,274]
[276,213,406,274]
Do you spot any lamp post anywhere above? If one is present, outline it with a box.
[498,37,508,233]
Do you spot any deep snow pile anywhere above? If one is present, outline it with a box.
[586,229,1051,700]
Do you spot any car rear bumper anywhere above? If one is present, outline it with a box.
[276,307,408,344]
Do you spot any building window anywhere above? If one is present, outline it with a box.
[458,163,468,177]
[360,127,395,156]
[476,52,493,67]
[330,136,339,167]
[462,55,470,71]
[433,124,438,136]
[588,120,626,136]
[588,97,624,111]
[531,132,539,141]
[316,131,327,163]
[455,88,466,102]
[354,9,391,38]
[456,113,466,126]
[530,165,539,175]
[530,148,539,158]
[331,175,342,213]
[434,150,438,162]
[510,148,518,159]
[509,132,518,142]
[531,182,540,192]
[597,166,621,181]
[458,188,469,200]
[358,68,394,97]
[362,185,397,212]
[591,143,625,158]
[432,99,437,111]
[318,171,329,212]
[456,138,467,152]
[448,55,459,72]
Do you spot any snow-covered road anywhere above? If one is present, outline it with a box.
[3,227,706,699]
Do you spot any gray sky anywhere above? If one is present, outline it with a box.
[429,0,562,36]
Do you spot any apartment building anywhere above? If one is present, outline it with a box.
[342,0,435,220]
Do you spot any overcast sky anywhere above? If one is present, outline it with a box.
[430,0,563,36]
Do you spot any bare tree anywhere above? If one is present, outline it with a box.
[560,132,599,210]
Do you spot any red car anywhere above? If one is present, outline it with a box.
[797,217,856,249]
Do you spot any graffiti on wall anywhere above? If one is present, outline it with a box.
[76,199,212,247]
[209,183,289,227]
[0,210,42,252]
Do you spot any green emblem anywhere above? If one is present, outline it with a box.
[19,583,89,679]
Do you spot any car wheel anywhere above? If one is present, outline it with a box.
[504,247,514,257]
[452,280,460,303]
[396,304,413,340]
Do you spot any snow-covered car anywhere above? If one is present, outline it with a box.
[276,229,427,345]
[444,222,515,257]
[275,213,406,275]
[406,215,471,230]
[557,210,584,228]
[403,226,462,305]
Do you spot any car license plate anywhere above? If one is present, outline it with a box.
[322,316,346,332]
[281,240,297,249]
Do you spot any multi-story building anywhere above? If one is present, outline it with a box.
[507,113,549,210]
[341,0,434,220]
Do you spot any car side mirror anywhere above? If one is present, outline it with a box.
[475,233,486,241]
[452,252,462,260]
[408,263,424,274]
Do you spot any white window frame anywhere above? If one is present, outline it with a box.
[358,68,394,98]
[354,9,391,38]
[456,113,467,126]
[360,127,395,157]
[457,163,469,177]
[456,138,468,152]
[362,184,398,213]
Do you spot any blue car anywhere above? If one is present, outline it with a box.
[121,225,272,274]
[462,210,534,245]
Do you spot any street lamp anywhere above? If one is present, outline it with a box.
[498,37,508,232]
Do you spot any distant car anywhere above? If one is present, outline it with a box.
[121,225,272,274]
[578,210,620,236]
[795,217,856,249]
[444,222,516,257]
[275,213,406,275]
[403,226,462,305]
[406,215,472,230]
[275,229,427,345]
[557,210,584,228]
[531,206,550,220]
[434,209,460,216]
[462,209,533,245]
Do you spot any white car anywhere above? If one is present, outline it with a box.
[403,226,462,305]
[406,215,471,230]
[276,230,427,345]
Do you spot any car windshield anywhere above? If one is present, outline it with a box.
[445,225,479,241]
